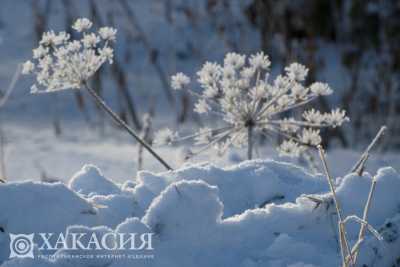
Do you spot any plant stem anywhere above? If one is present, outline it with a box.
[318,146,354,267]
[346,176,377,264]
[84,83,173,171]
[247,125,253,160]
[350,126,386,175]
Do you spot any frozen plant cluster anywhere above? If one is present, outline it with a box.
[20,18,172,170]
[169,52,349,159]
[22,18,116,93]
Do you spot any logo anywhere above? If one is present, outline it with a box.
[9,234,35,259]
[8,232,154,260]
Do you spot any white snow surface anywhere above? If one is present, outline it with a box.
[0,160,399,266]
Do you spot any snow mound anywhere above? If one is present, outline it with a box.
[0,182,97,234]
[0,181,98,264]
[69,164,121,196]
[137,159,326,217]
[88,193,140,228]
[143,180,223,241]
[1,161,400,266]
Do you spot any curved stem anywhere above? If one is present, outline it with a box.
[84,83,173,171]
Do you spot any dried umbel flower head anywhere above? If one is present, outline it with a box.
[22,18,173,171]
[167,52,349,160]
[22,18,116,93]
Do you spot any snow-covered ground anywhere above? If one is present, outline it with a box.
[0,160,399,266]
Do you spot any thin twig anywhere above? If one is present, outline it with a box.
[350,126,387,175]
[346,176,377,264]
[84,83,173,170]
[318,145,354,267]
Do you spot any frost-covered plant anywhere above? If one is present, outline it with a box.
[22,18,172,170]
[22,18,115,92]
[304,127,386,266]
[167,52,349,160]
[318,145,383,267]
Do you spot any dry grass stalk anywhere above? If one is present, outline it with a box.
[345,175,377,264]
[319,141,383,267]
[318,145,354,267]
[351,126,387,175]
[84,83,173,171]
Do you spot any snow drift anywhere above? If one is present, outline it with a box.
[0,160,399,267]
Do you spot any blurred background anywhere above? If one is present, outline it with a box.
[0,0,398,181]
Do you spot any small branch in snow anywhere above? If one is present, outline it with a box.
[345,175,379,264]
[318,145,354,267]
[319,145,382,267]
[350,126,387,176]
